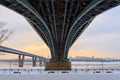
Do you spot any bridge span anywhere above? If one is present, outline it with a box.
[0,46,47,67]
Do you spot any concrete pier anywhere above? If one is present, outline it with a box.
[32,57,37,67]
[18,55,25,67]
[45,61,71,70]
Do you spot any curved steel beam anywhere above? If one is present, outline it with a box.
[61,0,68,48]
[70,19,94,46]
[64,0,104,58]
[51,0,58,47]
[64,19,94,58]
[64,0,120,58]
[17,0,56,60]
[26,18,55,58]
[26,18,49,46]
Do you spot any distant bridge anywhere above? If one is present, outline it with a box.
[0,46,48,67]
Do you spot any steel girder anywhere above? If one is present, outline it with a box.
[0,0,56,60]
[64,0,120,58]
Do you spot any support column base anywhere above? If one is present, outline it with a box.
[45,61,71,70]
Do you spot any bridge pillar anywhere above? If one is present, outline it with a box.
[39,58,42,67]
[45,61,71,70]
[18,54,25,67]
[42,61,46,66]
[32,57,37,67]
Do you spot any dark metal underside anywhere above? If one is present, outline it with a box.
[0,0,120,61]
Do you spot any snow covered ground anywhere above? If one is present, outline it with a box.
[0,74,120,80]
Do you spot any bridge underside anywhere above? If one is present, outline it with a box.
[0,0,120,70]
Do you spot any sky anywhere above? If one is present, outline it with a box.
[0,5,120,59]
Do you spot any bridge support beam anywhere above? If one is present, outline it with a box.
[39,58,42,67]
[32,57,37,67]
[45,61,71,70]
[18,55,25,67]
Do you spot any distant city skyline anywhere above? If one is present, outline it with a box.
[0,5,120,59]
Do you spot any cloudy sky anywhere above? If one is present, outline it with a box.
[0,5,120,59]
